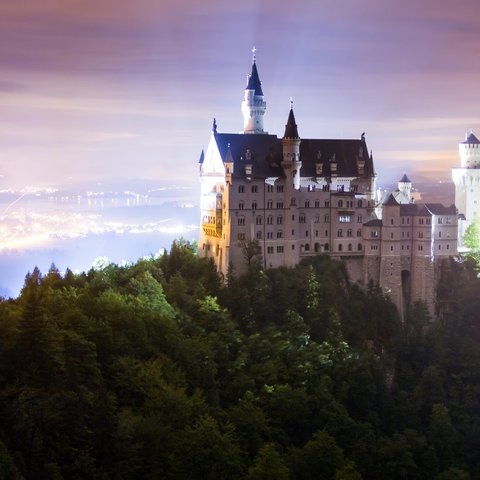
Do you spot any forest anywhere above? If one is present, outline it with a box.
[0,239,479,479]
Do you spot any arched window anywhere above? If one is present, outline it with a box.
[305,244,310,251]
[256,216,262,225]
[348,243,352,251]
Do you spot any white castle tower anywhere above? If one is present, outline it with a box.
[241,48,267,134]
[452,131,480,247]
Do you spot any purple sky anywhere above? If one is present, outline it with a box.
[1,0,479,189]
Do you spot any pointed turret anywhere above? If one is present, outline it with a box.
[246,61,264,96]
[283,107,299,139]
[281,104,302,190]
[241,48,267,134]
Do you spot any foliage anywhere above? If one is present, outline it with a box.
[0,244,479,478]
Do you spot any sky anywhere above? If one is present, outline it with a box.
[1,0,480,190]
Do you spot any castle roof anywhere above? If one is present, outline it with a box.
[461,132,480,144]
[246,61,264,96]
[283,108,299,139]
[212,133,374,179]
[425,203,457,215]
[399,173,411,183]
[383,193,399,206]
[399,203,457,216]
[364,219,382,227]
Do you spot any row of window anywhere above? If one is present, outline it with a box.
[238,184,363,195]
[238,213,362,225]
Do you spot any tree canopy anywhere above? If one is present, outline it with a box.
[0,242,479,479]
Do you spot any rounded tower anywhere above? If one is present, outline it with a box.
[241,48,267,134]
[452,130,480,248]
[459,131,480,168]
[397,173,412,203]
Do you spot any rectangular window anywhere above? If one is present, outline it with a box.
[357,215,362,223]
[339,215,351,223]
[267,246,274,254]
[267,185,274,193]
[277,246,284,253]
[276,185,284,193]
[305,201,310,208]
[239,202,244,210]
[276,202,284,208]
[267,232,273,239]
[267,200,273,209]
[238,185,245,193]
[308,185,316,192]
[251,185,258,193]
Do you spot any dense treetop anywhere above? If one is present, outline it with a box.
[0,239,479,479]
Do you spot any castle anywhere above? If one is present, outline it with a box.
[452,131,480,248]
[199,53,458,317]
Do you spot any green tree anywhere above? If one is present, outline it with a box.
[246,442,290,480]
[463,217,480,264]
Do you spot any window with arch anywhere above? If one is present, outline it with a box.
[277,215,283,225]
[305,243,310,251]
[267,215,273,225]
[252,201,257,210]
[357,243,362,251]
[256,230,262,239]
[238,216,245,226]
[338,200,343,208]
[357,229,362,237]
[299,214,306,224]
[348,243,352,251]
[256,216,262,225]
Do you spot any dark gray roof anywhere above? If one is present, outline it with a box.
[364,219,382,227]
[283,108,299,139]
[399,203,456,216]
[213,133,375,179]
[246,61,263,96]
[198,149,205,164]
[399,173,411,183]
[425,203,457,215]
[461,132,480,145]
[383,193,399,206]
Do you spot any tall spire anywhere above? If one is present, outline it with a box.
[246,47,263,96]
[241,47,267,134]
[283,104,299,139]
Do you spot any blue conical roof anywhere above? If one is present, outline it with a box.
[283,108,299,139]
[246,61,264,96]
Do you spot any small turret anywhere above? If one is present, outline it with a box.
[459,131,480,168]
[282,104,302,190]
[241,48,267,134]
[398,173,412,203]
